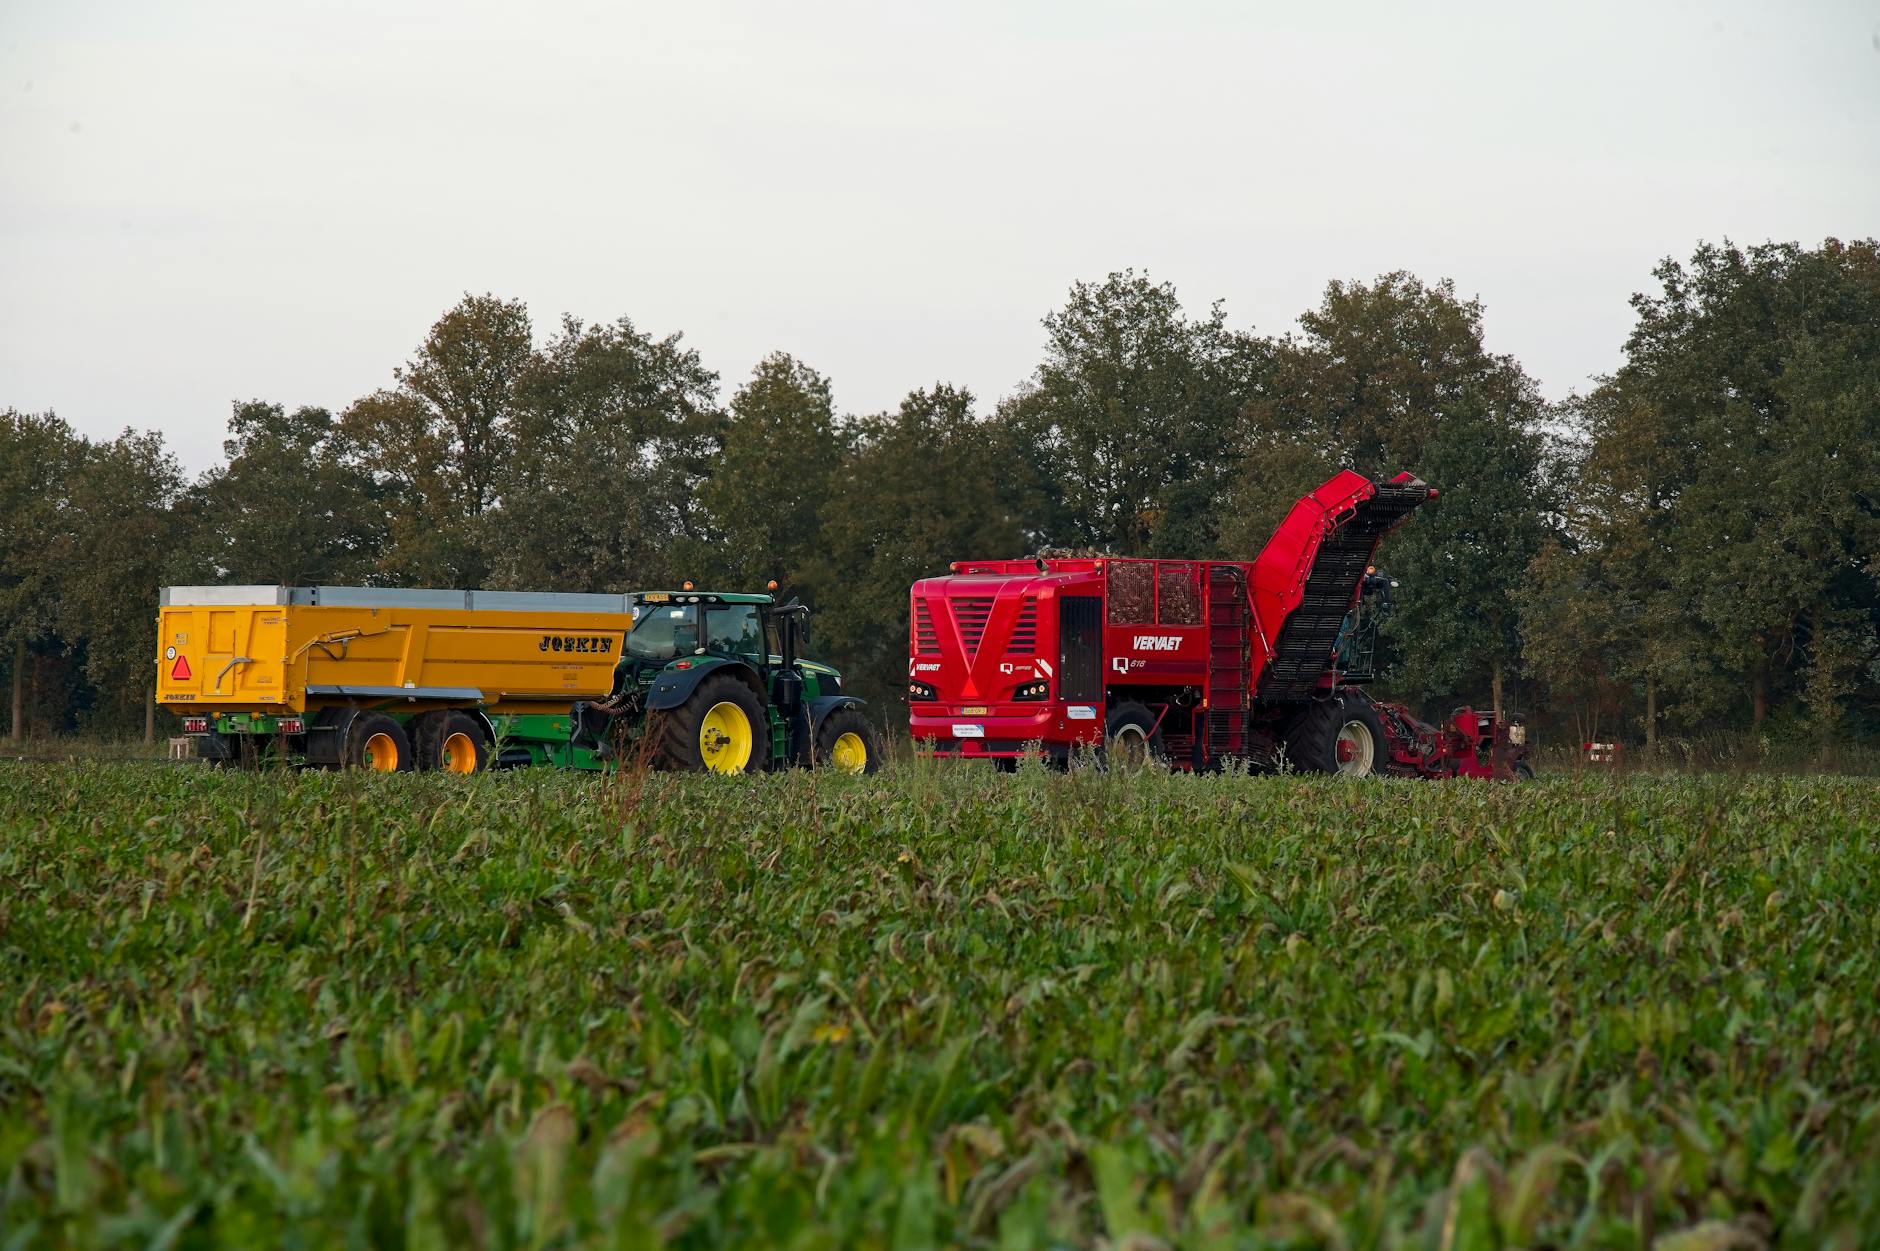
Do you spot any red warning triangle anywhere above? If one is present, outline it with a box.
[170,655,192,680]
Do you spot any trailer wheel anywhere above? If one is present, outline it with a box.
[651,673,769,774]
[815,706,881,774]
[1512,760,1535,782]
[1283,693,1386,777]
[344,713,413,772]
[415,711,489,774]
[1102,702,1164,768]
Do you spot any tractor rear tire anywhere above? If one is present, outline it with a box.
[814,706,881,774]
[344,713,413,772]
[415,711,489,774]
[1101,702,1165,769]
[1283,692,1387,777]
[650,673,769,774]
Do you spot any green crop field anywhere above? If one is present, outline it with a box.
[2,763,1877,1249]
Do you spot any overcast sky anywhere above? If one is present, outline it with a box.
[3,0,1876,473]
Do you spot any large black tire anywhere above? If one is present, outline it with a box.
[814,706,881,774]
[1283,692,1387,777]
[649,673,769,774]
[414,710,489,774]
[1101,701,1165,769]
[1512,759,1535,782]
[207,734,261,770]
[344,712,413,772]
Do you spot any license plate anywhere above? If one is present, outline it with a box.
[952,724,985,738]
[961,706,988,715]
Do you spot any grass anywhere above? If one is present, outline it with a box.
[2,761,1877,1249]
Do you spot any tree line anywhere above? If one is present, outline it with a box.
[3,237,1876,756]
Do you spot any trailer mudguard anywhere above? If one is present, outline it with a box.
[305,706,363,766]
[644,656,763,711]
[808,695,867,734]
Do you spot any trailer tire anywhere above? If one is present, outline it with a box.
[211,735,260,770]
[650,673,769,774]
[415,710,489,774]
[1283,693,1386,777]
[1102,702,1164,769]
[814,706,880,774]
[344,713,413,772]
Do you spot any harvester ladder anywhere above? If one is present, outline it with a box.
[1205,566,1249,763]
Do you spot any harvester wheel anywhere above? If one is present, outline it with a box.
[814,706,881,774]
[651,673,769,774]
[415,711,488,774]
[1512,760,1535,782]
[344,713,413,773]
[1283,693,1386,777]
[1101,702,1164,769]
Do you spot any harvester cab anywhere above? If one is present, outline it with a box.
[569,588,879,774]
[1335,567,1398,682]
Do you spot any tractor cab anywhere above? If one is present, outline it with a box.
[620,591,767,667]
[569,587,875,775]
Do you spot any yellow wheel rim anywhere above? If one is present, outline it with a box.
[363,732,399,772]
[441,730,478,774]
[698,701,753,773]
[830,731,868,773]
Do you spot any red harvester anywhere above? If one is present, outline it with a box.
[907,470,1530,778]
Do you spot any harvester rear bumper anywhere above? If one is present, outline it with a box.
[909,707,1084,759]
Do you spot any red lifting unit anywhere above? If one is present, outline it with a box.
[907,470,1530,778]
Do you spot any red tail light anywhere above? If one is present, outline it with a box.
[278,718,305,735]
[182,717,209,734]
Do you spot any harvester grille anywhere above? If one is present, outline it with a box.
[950,598,994,654]
[913,601,938,653]
[1007,600,1037,654]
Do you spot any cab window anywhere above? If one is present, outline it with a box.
[705,604,763,659]
[626,605,698,661]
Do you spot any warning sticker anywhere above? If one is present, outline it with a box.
[170,655,193,680]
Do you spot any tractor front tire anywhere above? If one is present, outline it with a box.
[651,674,769,774]
[1283,692,1387,777]
[1101,702,1165,769]
[415,711,489,774]
[815,706,881,774]
[344,713,413,773]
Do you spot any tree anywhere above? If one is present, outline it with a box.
[175,400,387,586]
[1600,239,1880,736]
[0,410,79,741]
[689,353,847,594]
[1228,273,1554,718]
[996,271,1266,558]
[818,384,1024,704]
[487,315,720,592]
[341,294,534,585]
[54,429,185,739]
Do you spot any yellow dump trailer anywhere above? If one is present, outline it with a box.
[157,585,636,772]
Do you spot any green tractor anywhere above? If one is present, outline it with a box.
[568,588,881,774]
